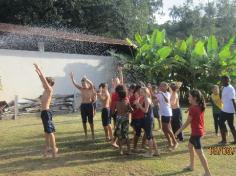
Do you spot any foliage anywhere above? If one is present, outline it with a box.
[112,29,236,96]
[0,0,162,39]
[161,0,236,43]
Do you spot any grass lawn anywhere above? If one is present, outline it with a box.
[0,107,235,176]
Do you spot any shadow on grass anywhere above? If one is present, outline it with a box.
[0,136,192,175]
[0,125,228,175]
[0,146,144,174]
[1,138,232,175]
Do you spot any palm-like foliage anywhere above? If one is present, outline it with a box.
[112,29,236,95]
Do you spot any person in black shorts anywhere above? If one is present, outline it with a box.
[170,82,184,141]
[137,87,159,157]
[219,76,236,144]
[80,103,94,124]
[97,83,113,141]
[130,85,147,151]
[157,82,178,150]
[175,90,211,176]
[70,73,96,140]
[189,136,202,149]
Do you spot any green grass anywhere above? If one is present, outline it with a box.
[0,108,235,176]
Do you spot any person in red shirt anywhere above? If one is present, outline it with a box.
[130,85,146,151]
[175,90,211,176]
[128,84,136,99]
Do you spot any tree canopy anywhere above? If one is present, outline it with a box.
[0,0,162,39]
[161,0,236,43]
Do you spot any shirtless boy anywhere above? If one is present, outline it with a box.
[97,83,113,141]
[70,72,95,140]
[34,64,58,158]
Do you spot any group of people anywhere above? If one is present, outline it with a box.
[33,64,236,176]
[210,76,236,144]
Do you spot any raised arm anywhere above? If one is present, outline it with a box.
[117,66,124,85]
[34,64,52,92]
[70,72,82,90]
[92,87,97,102]
[111,79,115,89]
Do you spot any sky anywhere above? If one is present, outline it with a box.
[155,0,209,24]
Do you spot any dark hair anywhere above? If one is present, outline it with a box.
[115,85,125,93]
[221,75,230,82]
[99,83,107,89]
[46,77,55,86]
[81,78,86,82]
[129,84,136,91]
[170,83,178,91]
[133,85,141,94]
[190,89,206,112]
[118,90,126,100]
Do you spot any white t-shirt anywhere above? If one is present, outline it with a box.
[157,92,172,116]
[222,84,236,113]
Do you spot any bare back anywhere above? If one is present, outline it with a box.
[116,100,132,117]
[41,90,52,110]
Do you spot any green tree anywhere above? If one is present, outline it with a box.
[161,0,236,42]
[0,0,162,39]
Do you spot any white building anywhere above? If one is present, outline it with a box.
[0,23,131,102]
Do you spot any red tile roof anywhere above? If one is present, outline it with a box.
[0,23,130,46]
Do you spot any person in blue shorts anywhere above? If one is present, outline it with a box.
[34,63,58,158]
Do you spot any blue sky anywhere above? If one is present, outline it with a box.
[155,0,209,24]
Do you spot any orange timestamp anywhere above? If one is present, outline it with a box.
[208,146,236,155]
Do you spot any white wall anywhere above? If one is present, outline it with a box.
[0,49,114,102]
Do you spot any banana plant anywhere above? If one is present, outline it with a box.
[125,29,174,82]
[113,29,236,91]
